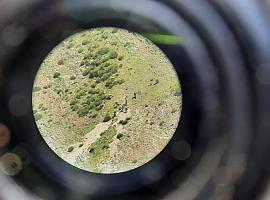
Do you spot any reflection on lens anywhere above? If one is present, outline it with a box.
[32,27,182,174]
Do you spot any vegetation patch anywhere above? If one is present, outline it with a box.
[33,86,41,92]
[88,126,117,168]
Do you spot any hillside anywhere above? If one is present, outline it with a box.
[32,27,182,173]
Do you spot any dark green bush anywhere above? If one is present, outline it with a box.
[82,68,91,76]
[124,42,133,48]
[53,72,61,78]
[88,88,99,94]
[89,148,95,153]
[111,41,117,45]
[109,51,118,59]
[67,146,74,152]
[71,104,79,111]
[92,113,98,118]
[70,75,76,80]
[95,47,110,57]
[103,113,112,122]
[154,79,160,85]
[33,86,41,92]
[171,108,177,113]
[89,70,98,78]
[67,43,74,49]
[119,119,128,125]
[117,133,123,139]
[101,75,109,82]
[95,78,101,84]
[96,105,103,111]
[70,100,78,106]
[117,79,125,84]
[83,53,92,60]
[77,107,89,117]
[91,82,97,88]
[82,40,90,45]
[118,55,124,61]
[112,28,118,33]
[101,56,110,63]
[80,61,85,66]
[34,113,42,121]
[58,59,64,65]
[159,121,165,126]
[78,48,84,53]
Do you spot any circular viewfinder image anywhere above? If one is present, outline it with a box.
[32,27,182,173]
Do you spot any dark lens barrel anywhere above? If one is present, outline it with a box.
[0,0,270,200]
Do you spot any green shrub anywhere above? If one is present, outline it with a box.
[119,119,128,125]
[70,75,76,80]
[34,113,42,121]
[92,113,98,118]
[101,56,110,63]
[91,82,97,88]
[67,43,74,49]
[70,100,78,106]
[82,68,91,76]
[118,55,124,61]
[101,73,111,81]
[75,94,82,99]
[117,79,125,84]
[132,160,138,164]
[111,41,117,45]
[103,113,112,122]
[71,104,79,111]
[78,48,84,53]
[117,133,123,139]
[89,70,98,78]
[96,105,103,111]
[33,86,41,92]
[112,28,118,33]
[58,59,64,65]
[88,88,99,94]
[154,79,160,85]
[77,107,89,117]
[159,121,165,126]
[95,47,110,57]
[86,60,92,66]
[67,146,74,152]
[171,108,177,113]
[124,42,133,48]
[83,53,92,60]
[53,72,61,78]
[95,78,101,84]
[82,40,90,45]
[41,107,47,111]
[89,148,95,153]
[80,61,85,66]
[109,51,118,59]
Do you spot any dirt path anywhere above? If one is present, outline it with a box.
[65,110,131,166]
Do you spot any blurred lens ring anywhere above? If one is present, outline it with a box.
[210,1,270,199]
[0,0,269,199]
